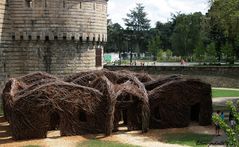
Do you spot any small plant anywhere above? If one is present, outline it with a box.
[212,101,239,146]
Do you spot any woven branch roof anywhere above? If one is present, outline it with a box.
[1,70,212,140]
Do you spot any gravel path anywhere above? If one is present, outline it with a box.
[212,88,239,91]
[213,97,239,106]
[1,95,230,147]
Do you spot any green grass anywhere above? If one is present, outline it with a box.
[212,88,239,98]
[162,133,213,147]
[77,140,139,147]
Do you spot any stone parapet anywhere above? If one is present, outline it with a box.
[7,0,107,42]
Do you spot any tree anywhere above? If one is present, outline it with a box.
[207,0,239,62]
[123,3,151,54]
[148,35,161,61]
[206,42,217,63]
[194,39,205,63]
[124,3,150,31]
[155,21,174,50]
[165,49,173,60]
[212,101,239,146]
[221,42,234,64]
[171,12,204,57]
[157,49,165,61]
[105,20,125,53]
[171,13,191,56]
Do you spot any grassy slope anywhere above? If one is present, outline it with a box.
[212,89,239,98]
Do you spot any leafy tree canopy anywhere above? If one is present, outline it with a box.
[124,3,151,31]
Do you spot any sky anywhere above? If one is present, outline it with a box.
[108,0,210,27]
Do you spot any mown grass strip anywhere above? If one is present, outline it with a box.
[162,133,213,147]
[77,140,139,147]
[212,88,239,98]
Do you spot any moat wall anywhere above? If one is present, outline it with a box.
[105,66,239,88]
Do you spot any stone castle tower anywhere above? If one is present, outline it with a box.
[0,0,108,85]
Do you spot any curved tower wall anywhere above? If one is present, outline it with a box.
[1,0,108,77]
[0,0,7,87]
[0,1,5,40]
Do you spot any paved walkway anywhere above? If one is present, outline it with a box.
[213,97,239,106]
[208,134,227,147]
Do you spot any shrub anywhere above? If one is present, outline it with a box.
[212,101,239,146]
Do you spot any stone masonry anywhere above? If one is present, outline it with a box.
[0,0,108,88]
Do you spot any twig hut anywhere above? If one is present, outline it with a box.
[89,75,117,135]
[113,70,153,83]
[9,81,103,140]
[113,79,150,133]
[1,72,58,120]
[90,75,150,134]
[1,78,26,121]
[1,70,213,140]
[149,79,212,129]
[144,75,182,91]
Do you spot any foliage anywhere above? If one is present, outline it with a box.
[77,140,139,147]
[157,49,164,61]
[123,3,151,54]
[212,101,239,146]
[155,49,173,62]
[124,3,150,31]
[221,42,235,64]
[194,39,205,62]
[162,133,213,147]
[105,20,125,53]
[165,49,173,60]
[148,35,161,60]
[206,42,217,63]
[106,0,239,62]
[155,21,174,50]
[208,0,239,62]
[171,12,204,57]
[212,89,239,98]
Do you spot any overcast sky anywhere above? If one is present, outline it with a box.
[108,0,210,27]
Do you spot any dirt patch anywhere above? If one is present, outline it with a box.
[0,116,215,147]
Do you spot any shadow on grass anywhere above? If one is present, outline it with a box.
[77,140,139,147]
[161,132,214,147]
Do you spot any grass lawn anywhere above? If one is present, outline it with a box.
[161,133,213,147]
[77,140,138,147]
[212,88,239,98]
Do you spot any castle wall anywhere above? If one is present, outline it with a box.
[0,0,7,88]
[0,0,107,80]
